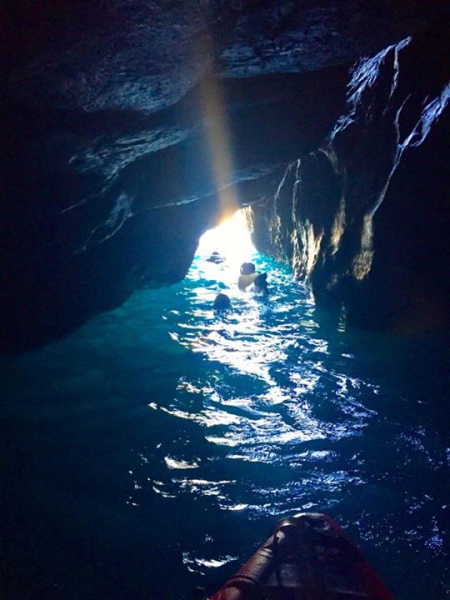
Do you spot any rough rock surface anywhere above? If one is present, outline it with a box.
[248,22,450,334]
[2,1,450,352]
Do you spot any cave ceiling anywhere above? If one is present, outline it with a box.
[2,1,450,352]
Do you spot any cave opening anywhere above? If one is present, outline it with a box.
[196,208,256,268]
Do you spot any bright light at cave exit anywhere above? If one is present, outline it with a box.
[197,210,256,267]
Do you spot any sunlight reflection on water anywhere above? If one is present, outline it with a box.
[2,220,449,599]
[147,243,381,528]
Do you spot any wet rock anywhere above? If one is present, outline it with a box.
[248,21,450,334]
[2,2,449,352]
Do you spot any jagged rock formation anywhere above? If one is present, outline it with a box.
[2,1,449,352]
[248,23,450,334]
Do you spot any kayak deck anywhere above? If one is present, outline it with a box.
[209,513,393,600]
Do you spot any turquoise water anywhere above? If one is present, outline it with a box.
[2,250,449,600]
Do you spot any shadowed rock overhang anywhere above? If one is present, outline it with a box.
[2,1,450,352]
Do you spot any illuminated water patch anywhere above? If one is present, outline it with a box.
[197,209,256,269]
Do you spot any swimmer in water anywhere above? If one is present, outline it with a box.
[238,263,268,294]
[254,272,268,295]
[207,251,225,264]
[213,293,231,310]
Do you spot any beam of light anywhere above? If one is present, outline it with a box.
[197,36,239,220]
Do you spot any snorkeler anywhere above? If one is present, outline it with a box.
[238,262,258,290]
[238,263,268,294]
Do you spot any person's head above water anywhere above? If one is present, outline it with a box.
[238,262,269,294]
[207,251,225,264]
[240,262,256,275]
[213,293,231,310]
[254,272,268,294]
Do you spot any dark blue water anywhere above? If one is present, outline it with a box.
[2,249,449,600]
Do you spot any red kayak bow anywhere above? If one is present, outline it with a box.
[210,513,393,600]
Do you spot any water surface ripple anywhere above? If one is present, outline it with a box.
[2,252,449,600]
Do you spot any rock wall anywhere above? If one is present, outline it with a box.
[248,22,450,334]
[2,2,449,352]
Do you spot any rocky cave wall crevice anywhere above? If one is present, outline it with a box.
[248,22,450,334]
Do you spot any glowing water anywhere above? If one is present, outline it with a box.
[1,244,449,599]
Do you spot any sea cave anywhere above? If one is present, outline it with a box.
[2,2,450,599]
